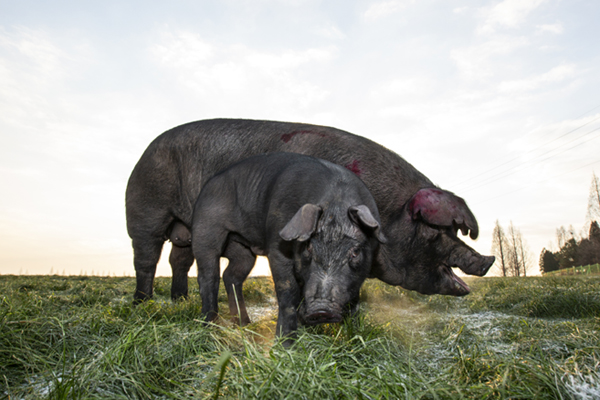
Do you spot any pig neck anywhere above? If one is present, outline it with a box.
[369,210,414,286]
[371,248,405,286]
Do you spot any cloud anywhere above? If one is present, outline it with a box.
[0,26,66,75]
[363,0,414,21]
[498,63,577,93]
[535,23,564,35]
[0,27,72,130]
[479,0,547,33]
[451,36,530,80]
[314,25,346,40]
[149,29,335,115]
[152,30,214,68]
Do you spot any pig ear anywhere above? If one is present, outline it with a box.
[408,188,479,239]
[349,205,387,243]
[280,204,322,242]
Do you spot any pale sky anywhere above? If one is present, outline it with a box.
[1,0,599,278]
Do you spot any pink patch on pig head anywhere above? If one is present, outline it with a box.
[280,130,326,143]
[408,188,479,239]
[345,160,362,176]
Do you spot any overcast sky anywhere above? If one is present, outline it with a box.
[1,0,599,278]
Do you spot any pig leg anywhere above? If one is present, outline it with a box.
[222,241,255,326]
[268,249,301,346]
[194,238,227,322]
[128,207,173,303]
[192,206,230,322]
[132,236,165,303]
[169,245,195,301]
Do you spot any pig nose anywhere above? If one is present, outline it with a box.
[481,256,495,275]
[304,310,343,325]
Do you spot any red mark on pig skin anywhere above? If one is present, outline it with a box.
[345,160,362,176]
[280,130,326,143]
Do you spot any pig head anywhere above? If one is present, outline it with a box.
[280,204,386,325]
[373,188,495,296]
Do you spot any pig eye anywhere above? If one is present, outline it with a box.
[421,225,440,241]
[303,243,313,259]
[349,247,362,263]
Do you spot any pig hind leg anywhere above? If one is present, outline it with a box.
[131,235,165,303]
[222,241,256,326]
[127,203,174,303]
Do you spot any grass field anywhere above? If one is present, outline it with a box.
[1,274,599,399]
[544,264,600,276]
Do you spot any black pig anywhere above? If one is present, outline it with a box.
[125,119,494,304]
[190,153,386,341]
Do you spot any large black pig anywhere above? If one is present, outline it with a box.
[126,119,494,305]
[190,152,386,340]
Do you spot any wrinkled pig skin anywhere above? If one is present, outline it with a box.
[189,153,385,342]
[125,119,494,304]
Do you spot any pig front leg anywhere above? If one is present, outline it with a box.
[268,249,302,347]
[222,241,256,326]
[192,225,229,323]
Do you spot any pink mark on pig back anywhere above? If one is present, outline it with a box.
[280,130,326,143]
[345,159,362,176]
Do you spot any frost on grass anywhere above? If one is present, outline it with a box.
[565,371,600,400]
[245,297,277,322]
[19,373,61,399]
[459,311,512,338]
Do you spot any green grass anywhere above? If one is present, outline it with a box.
[544,264,600,276]
[1,275,599,399]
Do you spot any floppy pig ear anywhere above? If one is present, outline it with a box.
[408,188,479,239]
[279,204,322,242]
[349,205,387,243]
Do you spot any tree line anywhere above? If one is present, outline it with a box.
[491,220,531,277]
[539,173,600,273]
[539,222,600,273]
[491,173,600,276]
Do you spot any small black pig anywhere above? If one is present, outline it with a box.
[190,152,386,341]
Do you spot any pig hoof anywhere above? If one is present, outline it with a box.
[231,316,251,326]
[171,293,189,302]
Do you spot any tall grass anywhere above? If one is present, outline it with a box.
[1,275,599,399]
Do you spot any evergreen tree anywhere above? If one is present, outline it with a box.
[539,248,559,273]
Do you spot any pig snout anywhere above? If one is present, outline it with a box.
[304,297,344,324]
[304,309,343,325]
[480,255,495,275]
[449,248,495,277]
[303,283,344,325]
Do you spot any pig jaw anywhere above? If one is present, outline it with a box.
[304,304,344,325]
[438,264,470,296]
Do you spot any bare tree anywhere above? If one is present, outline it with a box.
[568,224,580,242]
[491,220,508,276]
[556,226,567,250]
[585,172,600,231]
[492,220,532,277]
[517,232,532,276]
[507,222,522,276]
